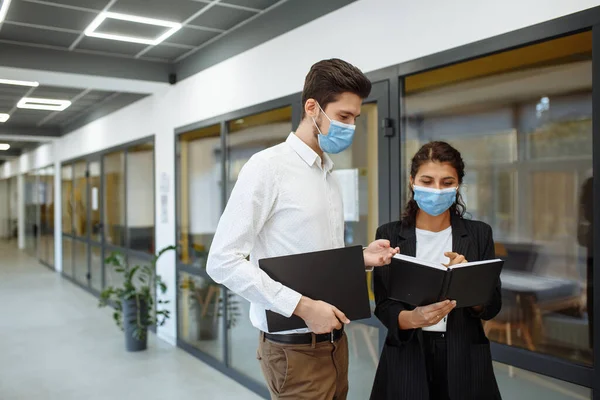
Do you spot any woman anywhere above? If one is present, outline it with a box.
[370,141,502,400]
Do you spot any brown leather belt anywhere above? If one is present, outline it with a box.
[264,328,344,345]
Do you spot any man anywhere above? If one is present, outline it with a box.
[206,58,398,400]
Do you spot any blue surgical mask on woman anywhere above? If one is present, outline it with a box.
[413,185,458,216]
[312,103,356,154]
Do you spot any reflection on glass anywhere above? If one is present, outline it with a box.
[225,107,292,380]
[24,172,38,256]
[178,124,221,267]
[73,239,88,286]
[178,272,224,362]
[104,151,126,247]
[346,324,380,400]
[62,237,73,277]
[127,142,154,253]
[90,245,102,292]
[62,165,73,234]
[89,161,101,243]
[404,31,593,365]
[73,161,87,237]
[494,362,591,399]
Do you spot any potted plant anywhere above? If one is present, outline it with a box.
[99,245,176,351]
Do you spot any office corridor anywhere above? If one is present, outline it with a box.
[0,241,261,400]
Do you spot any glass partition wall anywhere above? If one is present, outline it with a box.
[20,166,55,268]
[0,177,17,242]
[404,31,593,369]
[175,19,600,400]
[24,171,39,257]
[40,166,55,268]
[400,30,596,398]
[60,138,155,303]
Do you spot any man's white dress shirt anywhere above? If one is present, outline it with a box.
[206,133,345,334]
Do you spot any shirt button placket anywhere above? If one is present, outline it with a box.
[325,171,335,247]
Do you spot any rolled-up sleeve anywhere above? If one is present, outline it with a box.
[206,156,302,317]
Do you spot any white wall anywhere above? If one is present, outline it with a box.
[4,0,599,344]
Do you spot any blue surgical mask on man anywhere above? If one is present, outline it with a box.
[413,185,458,216]
[312,103,356,154]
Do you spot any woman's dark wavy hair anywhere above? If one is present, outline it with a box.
[403,141,467,225]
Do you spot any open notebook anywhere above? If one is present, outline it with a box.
[388,254,504,308]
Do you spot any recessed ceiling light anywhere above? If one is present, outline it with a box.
[0,113,9,123]
[84,12,182,46]
[0,144,10,151]
[17,98,71,111]
[0,78,39,87]
[0,0,12,24]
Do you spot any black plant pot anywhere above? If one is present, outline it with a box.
[122,297,148,352]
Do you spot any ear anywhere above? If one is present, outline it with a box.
[409,176,414,187]
[304,98,319,119]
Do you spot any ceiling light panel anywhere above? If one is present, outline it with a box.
[84,12,182,45]
[17,98,71,111]
[0,0,12,24]
[0,78,39,87]
[0,113,9,123]
[0,144,10,151]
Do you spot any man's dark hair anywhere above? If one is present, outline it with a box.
[301,58,372,118]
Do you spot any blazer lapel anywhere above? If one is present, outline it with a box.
[397,221,417,257]
[452,216,475,261]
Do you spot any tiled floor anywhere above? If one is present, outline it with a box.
[0,240,261,400]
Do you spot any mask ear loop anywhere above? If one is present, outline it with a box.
[317,103,332,122]
[311,116,324,135]
[312,102,332,136]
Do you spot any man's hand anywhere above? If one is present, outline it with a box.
[364,239,400,267]
[442,252,468,267]
[293,296,350,334]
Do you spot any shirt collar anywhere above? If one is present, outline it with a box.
[286,132,334,172]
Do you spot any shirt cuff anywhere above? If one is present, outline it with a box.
[271,286,303,318]
[362,247,373,271]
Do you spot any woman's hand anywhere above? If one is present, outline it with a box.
[443,253,486,314]
[398,300,456,329]
[443,252,468,267]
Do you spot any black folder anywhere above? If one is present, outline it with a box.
[388,254,504,308]
[259,245,372,332]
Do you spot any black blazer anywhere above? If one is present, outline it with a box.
[370,216,502,400]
